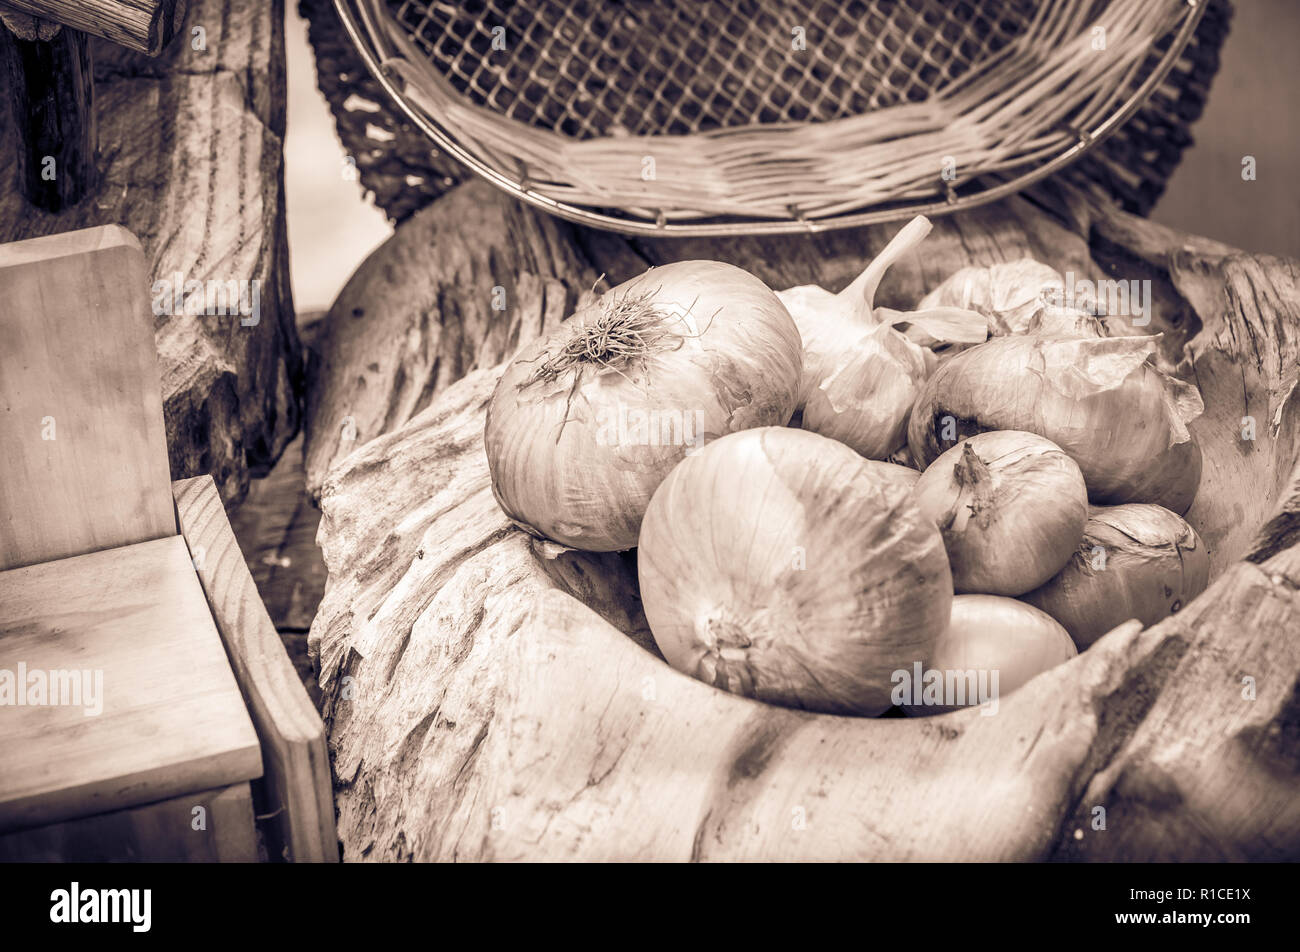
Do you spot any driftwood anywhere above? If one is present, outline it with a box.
[0,0,300,503]
[309,181,1300,860]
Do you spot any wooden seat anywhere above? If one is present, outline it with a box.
[0,224,335,861]
[0,536,262,831]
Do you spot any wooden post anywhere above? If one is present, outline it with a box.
[0,21,97,210]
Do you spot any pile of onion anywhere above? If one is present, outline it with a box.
[911,431,1088,596]
[485,260,802,551]
[907,334,1204,513]
[1022,504,1210,649]
[900,595,1077,716]
[637,426,953,716]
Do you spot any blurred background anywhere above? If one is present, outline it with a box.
[284,0,1300,315]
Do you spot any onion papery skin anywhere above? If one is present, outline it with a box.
[485,261,802,551]
[799,321,930,459]
[901,595,1077,717]
[637,426,953,717]
[906,334,1203,513]
[1021,503,1210,650]
[912,431,1088,596]
[1025,305,1108,338]
[918,259,1065,336]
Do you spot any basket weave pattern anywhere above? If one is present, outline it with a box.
[391,0,1034,139]
[305,0,1230,232]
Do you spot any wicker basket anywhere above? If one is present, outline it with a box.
[309,0,1229,234]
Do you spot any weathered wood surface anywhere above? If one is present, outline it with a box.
[0,22,97,209]
[309,181,1300,860]
[0,0,301,504]
[0,1,190,56]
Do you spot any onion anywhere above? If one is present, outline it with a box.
[638,426,953,716]
[918,258,1065,336]
[899,595,1077,717]
[777,217,987,458]
[485,260,802,551]
[911,431,1087,595]
[907,334,1204,513]
[1022,504,1210,649]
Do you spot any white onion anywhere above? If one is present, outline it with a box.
[778,217,986,459]
[911,431,1088,595]
[1022,503,1210,649]
[1024,305,1108,338]
[907,334,1204,513]
[485,260,802,551]
[638,426,953,716]
[899,595,1077,717]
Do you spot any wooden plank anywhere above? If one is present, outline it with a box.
[227,436,326,636]
[0,225,175,570]
[174,475,337,862]
[0,0,302,507]
[0,534,262,831]
[0,781,258,862]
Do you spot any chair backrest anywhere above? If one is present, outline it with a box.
[0,224,175,570]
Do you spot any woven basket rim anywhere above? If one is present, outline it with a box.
[336,0,1208,237]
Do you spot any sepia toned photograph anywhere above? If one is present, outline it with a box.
[0,0,1294,928]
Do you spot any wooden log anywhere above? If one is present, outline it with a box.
[303,178,600,498]
[308,184,1300,860]
[0,0,301,505]
[0,0,188,55]
[0,23,96,210]
[174,474,338,862]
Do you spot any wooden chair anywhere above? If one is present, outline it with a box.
[0,224,336,862]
